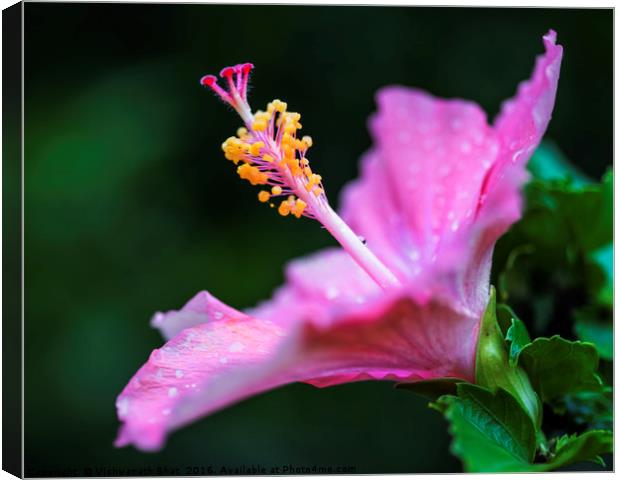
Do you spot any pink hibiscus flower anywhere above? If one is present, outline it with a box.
[115,31,562,451]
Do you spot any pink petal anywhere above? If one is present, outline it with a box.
[151,291,247,340]
[340,91,499,310]
[492,30,563,172]
[368,86,500,260]
[467,30,562,298]
[116,287,479,451]
[115,312,288,451]
[249,247,383,329]
[341,31,562,312]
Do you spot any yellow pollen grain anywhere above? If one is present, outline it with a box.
[271,186,282,195]
[252,119,267,131]
[278,201,291,216]
[237,163,268,185]
[263,154,274,163]
[258,191,270,203]
[292,199,307,218]
[273,99,287,113]
[302,136,313,147]
[249,141,264,156]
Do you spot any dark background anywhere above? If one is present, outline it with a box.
[21,4,612,475]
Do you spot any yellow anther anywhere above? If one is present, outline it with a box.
[252,119,267,131]
[313,187,323,197]
[284,124,297,135]
[249,141,264,156]
[303,167,312,176]
[237,127,248,138]
[283,145,295,160]
[251,111,270,132]
[278,201,291,216]
[237,163,268,185]
[287,158,302,176]
[300,157,309,166]
[305,173,322,191]
[271,186,283,195]
[258,191,270,203]
[221,136,236,151]
[292,199,307,218]
[281,133,293,146]
[263,154,274,163]
[273,99,287,113]
[302,136,313,148]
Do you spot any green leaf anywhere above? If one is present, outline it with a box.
[517,336,602,403]
[395,377,464,400]
[528,141,591,187]
[433,383,612,472]
[551,170,613,253]
[574,308,613,361]
[476,289,540,426]
[589,243,613,308]
[544,430,613,470]
[554,389,613,431]
[497,245,535,302]
[433,384,536,472]
[504,311,531,367]
[493,164,612,340]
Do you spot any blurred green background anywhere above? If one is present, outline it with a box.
[22,4,611,475]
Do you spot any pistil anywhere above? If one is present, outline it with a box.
[201,63,401,290]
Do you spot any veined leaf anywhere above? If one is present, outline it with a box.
[433,384,536,472]
[517,336,602,403]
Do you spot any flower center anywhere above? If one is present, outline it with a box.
[200,63,401,290]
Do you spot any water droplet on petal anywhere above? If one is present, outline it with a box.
[229,342,245,353]
[117,398,129,417]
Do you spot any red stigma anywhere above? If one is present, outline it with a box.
[200,75,217,87]
[220,66,235,78]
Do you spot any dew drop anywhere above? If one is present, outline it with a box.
[229,342,245,353]
[460,141,471,154]
[326,286,339,299]
[168,387,178,398]
[117,398,129,417]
